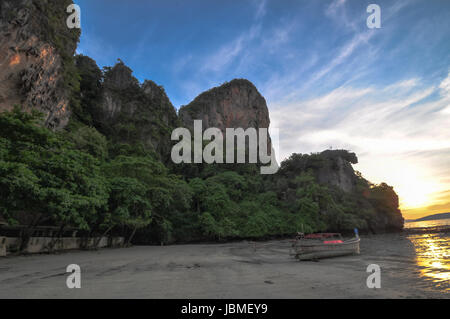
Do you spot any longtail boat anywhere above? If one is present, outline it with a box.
[290,230,360,261]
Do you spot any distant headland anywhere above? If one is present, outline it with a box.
[408,213,450,222]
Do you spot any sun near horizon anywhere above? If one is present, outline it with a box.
[385,171,449,220]
[381,168,450,220]
[353,159,450,220]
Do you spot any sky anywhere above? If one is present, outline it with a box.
[74,0,450,219]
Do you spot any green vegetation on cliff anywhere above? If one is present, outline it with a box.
[0,105,404,246]
[0,108,191,246]
[35,0,81,116]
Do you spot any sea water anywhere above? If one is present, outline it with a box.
[405,219,450,292]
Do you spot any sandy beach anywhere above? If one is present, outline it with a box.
[0,233,448,299]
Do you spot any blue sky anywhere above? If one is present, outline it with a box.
[75,0,450,218]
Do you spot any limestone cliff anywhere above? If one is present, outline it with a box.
[316,150,358,193]
[0,0,80,129]
[90,61,179,160]
[179,79,271,133]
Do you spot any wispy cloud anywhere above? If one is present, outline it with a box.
[254,0,268,21]
[271,72,450,212]
[325,0,357,31]
[200,24,262,74]
[439,70,450,97]
[309,31,373,85]
[173,0,296,102]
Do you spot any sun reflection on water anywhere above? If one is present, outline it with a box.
[408,233,450,291]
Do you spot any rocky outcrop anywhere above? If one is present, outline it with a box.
[278,150,404,232]
[278,150,359,193]
[178,79,274,163]
[316,150,358,193]
[0,0,79,129]
[91,61,179,160]
[179,79,271,133]
[316,150,404,231]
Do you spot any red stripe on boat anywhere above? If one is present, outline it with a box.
[323,240,343,244]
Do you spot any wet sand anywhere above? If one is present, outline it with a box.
[0,233,448,298]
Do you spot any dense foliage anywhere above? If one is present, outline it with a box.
[0,108,188,246]
[0,104,403,247]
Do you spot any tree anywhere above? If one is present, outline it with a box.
[0,108,108,250]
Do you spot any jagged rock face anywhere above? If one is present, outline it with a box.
[372,210,404,232]
[94,62,179,160]
[0,0,79,129]
[316,150,358,193]
[179,79,271,133]
[142,80,178,127]
[100,62,141,120]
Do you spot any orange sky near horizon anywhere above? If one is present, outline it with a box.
[400,191,450,220]
[353,159,450,221]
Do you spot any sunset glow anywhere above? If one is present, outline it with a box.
[410,234,450,289]
[358,160,447,218]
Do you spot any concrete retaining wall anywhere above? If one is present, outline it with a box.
[0,237,6,257]
[1,236,125,256]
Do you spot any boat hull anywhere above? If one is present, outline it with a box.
[292,237,360,261]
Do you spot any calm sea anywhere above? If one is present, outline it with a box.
[405,218,450,292]
[404,218,450,229]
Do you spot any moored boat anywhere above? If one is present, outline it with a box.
[290,230,360,261]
